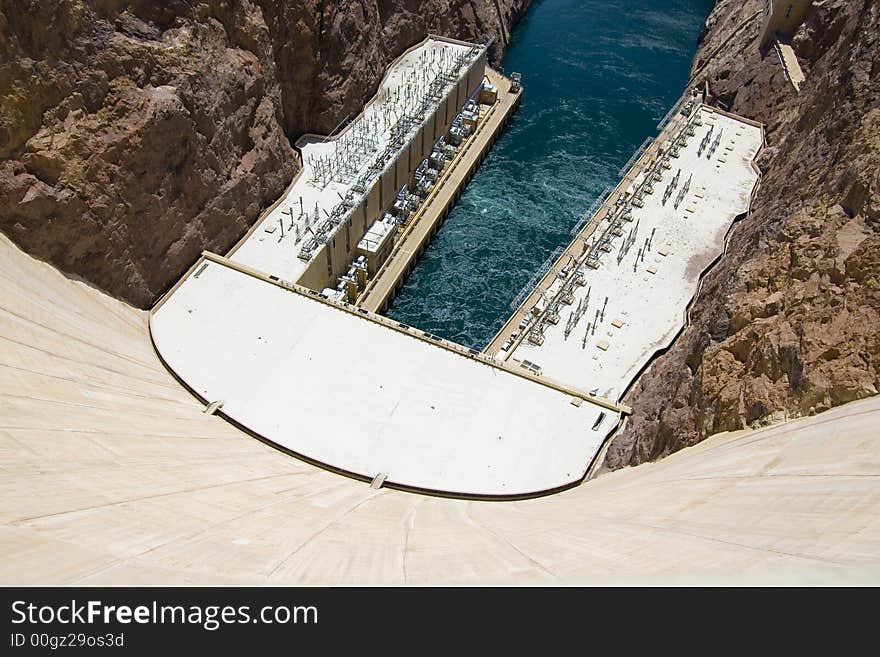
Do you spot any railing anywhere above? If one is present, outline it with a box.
[773,37,803,92]
[655,94,688,132]
[509,246,565,310]
[570,185,613,236]
[617,137,654,178]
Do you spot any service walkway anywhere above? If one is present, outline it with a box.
[774,38,806,93]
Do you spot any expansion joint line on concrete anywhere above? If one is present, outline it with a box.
[198,251,631,416]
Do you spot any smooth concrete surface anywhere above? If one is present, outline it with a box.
[2,233,879,585]
[150,257,613,496]
[775,40,806,92]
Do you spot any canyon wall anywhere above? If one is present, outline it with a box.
[605,0,880,470]
[0,0,530,307]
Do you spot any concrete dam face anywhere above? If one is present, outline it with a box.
[2,230,878,585]
[2,0,879,585]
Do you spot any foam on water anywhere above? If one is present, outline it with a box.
[385,0,716,349]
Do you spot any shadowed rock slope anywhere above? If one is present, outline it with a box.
[605,0,880,470]
[0,0,530,307]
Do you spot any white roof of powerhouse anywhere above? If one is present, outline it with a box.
[150,262,613,496]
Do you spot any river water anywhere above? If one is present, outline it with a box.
[385,0,717,349]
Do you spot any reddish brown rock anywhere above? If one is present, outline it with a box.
[0,0,530,307]
[604,0,880,471]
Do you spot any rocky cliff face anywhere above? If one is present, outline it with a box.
[0,0,530,307]
[604,0,880,470]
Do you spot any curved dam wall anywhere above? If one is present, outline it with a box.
[148,252,619,498]
[2,233,879,584]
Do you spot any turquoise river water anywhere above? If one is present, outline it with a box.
[385,0,717,349]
